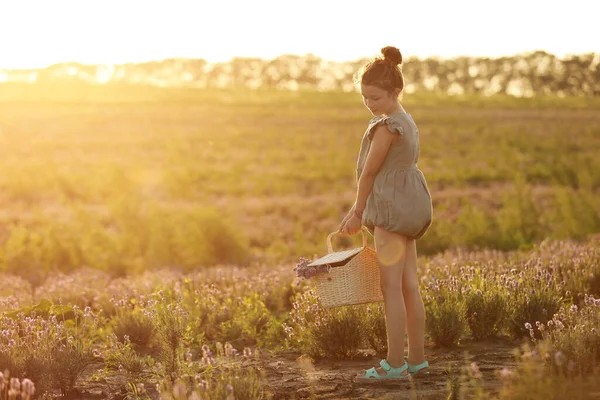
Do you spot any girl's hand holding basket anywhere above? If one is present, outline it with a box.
[338,206,363,236]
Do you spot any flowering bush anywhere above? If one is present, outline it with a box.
[506,278,562,340]
[284,290,363,358]
[0,303,95,396]
[0,237,598,398]
[112,308,156,349]
[525,297,600,375]
[465,286,507,340]
[363,302,387,354]
[495,341,600,400]
[424,280,467,347]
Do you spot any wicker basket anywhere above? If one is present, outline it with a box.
[307,227,383,308]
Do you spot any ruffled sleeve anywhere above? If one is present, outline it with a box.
[366,116,404,140]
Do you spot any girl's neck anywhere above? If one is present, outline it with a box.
[384,104,405,116]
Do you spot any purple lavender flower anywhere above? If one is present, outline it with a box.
[570,304,578,313]
[10,378,20,391]
[21,378,35,399]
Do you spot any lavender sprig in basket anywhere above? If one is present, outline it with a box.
[294,257,331,279]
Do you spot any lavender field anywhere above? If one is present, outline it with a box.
[0,84,599,399]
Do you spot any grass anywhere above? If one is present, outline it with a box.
[0,84,599,276]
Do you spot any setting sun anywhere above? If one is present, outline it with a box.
[1,0,598,69]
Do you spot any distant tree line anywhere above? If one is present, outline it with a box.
[1,51,598,96]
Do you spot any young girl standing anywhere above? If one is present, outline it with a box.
[338,46,433,381]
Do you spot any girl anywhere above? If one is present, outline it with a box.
[338,46,433,381]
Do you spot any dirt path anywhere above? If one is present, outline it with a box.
[263,338,518,399]
[73,338,519,399]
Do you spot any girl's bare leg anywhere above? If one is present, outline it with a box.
[366,227,409,376]
[402,238,426,364]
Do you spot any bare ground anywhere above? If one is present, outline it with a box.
[263,338,518,400]
[73,338,520,400]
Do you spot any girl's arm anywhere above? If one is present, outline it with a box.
[338,203,356,232]
[354,125,396,215]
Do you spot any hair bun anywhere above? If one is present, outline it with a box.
[381,46,402,66]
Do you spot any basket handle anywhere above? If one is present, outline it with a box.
[327,227,369,254]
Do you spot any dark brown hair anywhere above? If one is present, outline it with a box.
[357,46,404,94]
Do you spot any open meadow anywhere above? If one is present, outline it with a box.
[0,84,599,399]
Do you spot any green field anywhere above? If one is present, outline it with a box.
[0,84,599,277]
[1,84,600,399]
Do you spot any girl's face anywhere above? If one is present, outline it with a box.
[360,84,398,116]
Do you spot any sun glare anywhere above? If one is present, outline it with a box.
[0,0,597,70]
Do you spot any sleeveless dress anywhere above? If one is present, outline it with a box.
[356,111,433,240]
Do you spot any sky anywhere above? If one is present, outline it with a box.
[0,0,597,69]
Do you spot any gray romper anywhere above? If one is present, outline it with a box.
[356,111,433,240]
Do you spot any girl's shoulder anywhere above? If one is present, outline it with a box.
[387,112,419,134]
[366,114,406,140]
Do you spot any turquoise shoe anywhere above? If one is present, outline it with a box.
[355,360,410,382]
[406,358,429,375]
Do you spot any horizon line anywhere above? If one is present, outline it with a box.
[1,49,598,71]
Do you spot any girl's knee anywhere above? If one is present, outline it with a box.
[402,280,420,295]
[381,278,403,295]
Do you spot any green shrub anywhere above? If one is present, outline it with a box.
[154,300,189,383]
[105,334,154,375]
[112,309,156,349]
[497,177,544,251]
[425,287,466,347]
[363,302,387,354]
[0,202,250,277]
[550,187,600,240]
[455,203,499,250]
[0,306,95,397]
[539,299,600,374]
[497,341,600,400]
[285,290,363,358]
[508,287,562,340]
[49,337,94,396]
[465,288,507,340]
